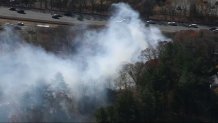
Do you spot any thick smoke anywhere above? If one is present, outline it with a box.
[0,3,166,122]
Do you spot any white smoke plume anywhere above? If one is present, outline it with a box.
[0,3,166,122]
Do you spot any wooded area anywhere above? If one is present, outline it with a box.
[15,27,218,122]
[0,1,218,122]
[96,30,218,122]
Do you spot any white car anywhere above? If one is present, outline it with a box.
[189,24,198,28]
[167,22,177,26]
[17,22,24,26]
[36,24,50,28]
[146,20,156,24]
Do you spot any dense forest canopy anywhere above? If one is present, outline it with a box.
[96,30,218,122]
[7,26,218,122]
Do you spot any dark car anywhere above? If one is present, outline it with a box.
[17,9,25,14]
[52,14,62,19]
[9,7,16,11]
[213,29,218,33]
[146,20,156,24]
[64,11,72,16]
[17,22,24,26]
[209,27,217,31]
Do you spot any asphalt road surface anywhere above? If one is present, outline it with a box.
[0,7,214,32]
[0,7,105,26]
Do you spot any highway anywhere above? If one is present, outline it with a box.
[0,7,215,32]
[0,7,105,26]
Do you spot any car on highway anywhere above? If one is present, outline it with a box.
[17,22,24,26]
[213,29,218,33]
[64,11,72,17]
[17,9,25,14]
[9,7,16,11]
[167,22,177,26]
[209,27,217,31]
[146,20,156,24]
[52,14,62,19]
[36,24,50,28]
[188,24,198,28]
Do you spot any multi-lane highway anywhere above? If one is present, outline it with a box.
[0,7,215,32]
[0,7,105,26]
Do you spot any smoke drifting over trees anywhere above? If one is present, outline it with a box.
[0,3,167,122]
[95,30,218,122]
